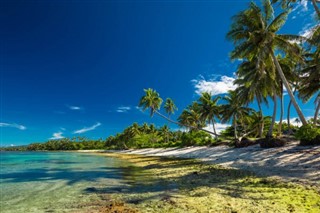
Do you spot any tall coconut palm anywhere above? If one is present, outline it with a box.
[299,26,320,125]
[276,55,300,134]
[234,60,271,138]
[198,92,221,137]
[299,50,320,124]
[164,98,178,117]
[227,0,307,125]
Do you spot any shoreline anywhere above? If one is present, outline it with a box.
[79,140,320,186]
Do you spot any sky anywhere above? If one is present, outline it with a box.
[1,0,318,146]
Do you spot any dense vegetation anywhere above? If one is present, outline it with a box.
[0,123,217,151]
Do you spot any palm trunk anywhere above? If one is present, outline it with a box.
[270,51,307,125]
[287,87,296,134]
[257,100,264,138]
[267,93,277,138]
[278,83,284,136]
[314,97,320,126]
[154,110,219,136]
[287,100,292,131]
[233,115,238,140]
[212,119,218,138]
[311,0,320,19]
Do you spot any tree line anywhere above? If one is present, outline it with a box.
[139,0,320,147]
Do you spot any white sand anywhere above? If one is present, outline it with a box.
[95,141,320,185]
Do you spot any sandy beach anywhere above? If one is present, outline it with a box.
[83,140,320,186]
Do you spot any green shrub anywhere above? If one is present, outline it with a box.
[181,131,214,146]
[295,125,320,146]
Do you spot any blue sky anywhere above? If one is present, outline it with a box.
[1,0,318,145]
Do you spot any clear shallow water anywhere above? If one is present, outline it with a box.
[0,151,144,213]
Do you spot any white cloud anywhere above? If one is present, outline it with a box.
[299,24,319,39]
[0,122,26,130]
[73,122,101,134]
[281,116,313,127]
[116,106,131,113]
[50,132,65,140]
[292,0,309,14]
[204,123,230,134]
[192,75,237,96]
[301,0,308,11]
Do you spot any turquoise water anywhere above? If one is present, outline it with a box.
[0,152,143,213]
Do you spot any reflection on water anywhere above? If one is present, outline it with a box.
[0,152,150,213]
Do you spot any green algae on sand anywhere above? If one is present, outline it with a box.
[94,153,320,213]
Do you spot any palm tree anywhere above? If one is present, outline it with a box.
[234,60,271,138]
[227,0,307,125]
[178,102,205,130]
[129,122,141,136]
[299,28,320,125]
[248,112,272,137]
[139,88,163,117]
[198,92,221,137]
[220,90,254,141]
[164,98,178,117]
[149,124,157,134]
[140,122,150,133]
[139,88,218,136]
[159,125,171,142]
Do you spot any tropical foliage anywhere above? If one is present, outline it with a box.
[138,0,319,146]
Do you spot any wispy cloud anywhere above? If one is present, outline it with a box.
[135,106,145,113]
[292,0,309,14]
[50,132,64,140]
[116,106,131,113]
[299,23,319,39]
[0,122,26,130]
[191,75,237,96]
[73,122,101,134]
[68,105,83,111]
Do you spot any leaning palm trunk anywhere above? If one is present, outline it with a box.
[287,87,297,134]
[314,97,320,126]
[268,93,277,138]
[311,0,320,18]
[233,115,238,141]
[257,100,264,138]
[212,119,218,138]
[278,83,284,136]
[154,110,219,136]
[270,51,307,125]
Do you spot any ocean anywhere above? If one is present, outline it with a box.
[0,151,140,212]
